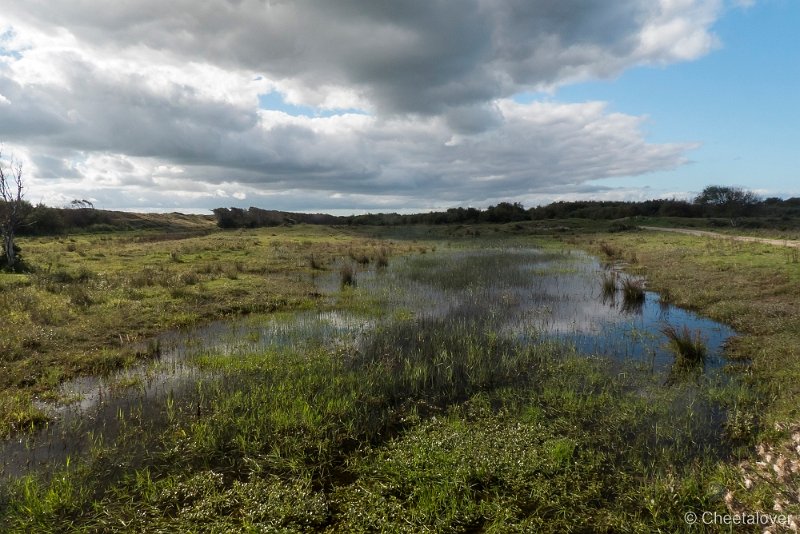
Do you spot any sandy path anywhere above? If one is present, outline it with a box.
[639,226,800,249]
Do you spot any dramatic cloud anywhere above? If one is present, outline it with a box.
[0,1,723,211]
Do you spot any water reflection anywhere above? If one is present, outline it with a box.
[0,311,370,479]
[360,249,733,373]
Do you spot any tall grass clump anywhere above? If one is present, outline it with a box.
[340,264,356,288]
[178,271,199,286]
[662,325,707,367]
[349,249,370,265]
[376,248,389,268]
[601,271,617,299]
[621,277,645,304]
[309,254,323,270]
[67,286,94,308]
[599,241,620,258]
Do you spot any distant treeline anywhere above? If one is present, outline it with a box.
[213,187,800,228]
[5,186,800,235]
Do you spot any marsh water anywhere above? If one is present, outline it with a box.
[0,245,735,480]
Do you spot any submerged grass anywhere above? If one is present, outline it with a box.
[0,319,735,532]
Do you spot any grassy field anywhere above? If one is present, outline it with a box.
[1,221,799,531]
[573,228,800,525]
[0,225,413,437]
[574,229,800,423]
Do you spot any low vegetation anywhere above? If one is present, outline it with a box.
[1,214,798,530]
[577,228,800,521]
[0,237,747,532]
[0,226,406,437]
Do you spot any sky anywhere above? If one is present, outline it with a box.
[0,0,797,214]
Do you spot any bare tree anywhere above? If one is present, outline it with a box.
[0,151,25,269]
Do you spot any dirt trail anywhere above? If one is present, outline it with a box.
[639,226,800,249]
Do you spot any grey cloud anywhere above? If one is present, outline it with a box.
[5,0,719,115]
[0,76,70,138]
[6,53,690,209]
[26,97,690,209]
[31,153,82,180]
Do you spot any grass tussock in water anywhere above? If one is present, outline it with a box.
[622,276,645,310]
[663,324,707,366]
[308,254,323,270]
[339,264,356,288]
[376,247,389,268]
[601,270,617,299]
[621,277,644,300]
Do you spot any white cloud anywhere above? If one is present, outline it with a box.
[0,1,722,211]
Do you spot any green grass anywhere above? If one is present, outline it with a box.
[575,228,800,520]
[0,225,407,437]
[0,323,736,532]
[1,231,760,532]
[2,220,796,530]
